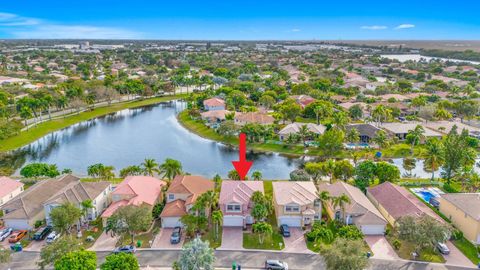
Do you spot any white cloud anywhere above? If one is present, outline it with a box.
[360,25,388,30]
[290,28,301,32]
[395,24,415,29]
[0,12,143,39]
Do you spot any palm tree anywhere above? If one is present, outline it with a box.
[406,125,425,154]
[423,138,444,181]
[332,194,351,224]
[141,158,159,176]
[346,128,360,144]
[159,158,182,182]
[332,112,350,131]
[322,159,336,184]
[80,199,94,227]
[252,171,262,181]
[372,105,392,126]
[373,130,390,148]
[100,165,115,181]
[317,190,331,220]
[212,210,223,240]
[298,125,310,146]
[252,222,273,244]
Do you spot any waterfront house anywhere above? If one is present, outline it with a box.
[278,122,326,141]
[200,110,231,126]
[219,181,264,227]
[345,124,381,143]
[380,122,442,141]
[234,112,275,126]
[318,182,387,235]
[203,98,226,111]
[0,177,24,207]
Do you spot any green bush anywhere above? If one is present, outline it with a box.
[392,238,401,250]
[451,229,464,240]
[443,182,459,193]
[337,225,364,240]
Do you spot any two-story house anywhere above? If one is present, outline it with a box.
[160,175,214,228]
[272,182,320,227]
[219,181,264,227]
[0,177,24,207]
[203,98,226,111]
[439,193,480,244]
[101,176,166,225]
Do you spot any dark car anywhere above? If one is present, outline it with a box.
[265,260,288,270]
[170,226,182,244]
[113,245,136,254]
[33,226,52,241]
[280,224,290,237]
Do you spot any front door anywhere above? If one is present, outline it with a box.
[304,217,311,225]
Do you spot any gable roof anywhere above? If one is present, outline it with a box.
[160,199,187,217]
[167,175,214,205]
[45,180,110,206]
[441,193,480,221]
[234,112,275,125]
[203,98,225,107]
[380,123,442,137]
[278,122,326,136]
[219,181,264,205]
[368,182,442,222]
[273,182,317,206]
[318,182,387,225]
[1,175,79,220]
[346,124,381,139]
[0,177,24,199]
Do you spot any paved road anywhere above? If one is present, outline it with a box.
[1,250,477,270]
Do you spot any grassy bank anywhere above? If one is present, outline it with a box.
[177,110,425,159]
[0,95,186,152]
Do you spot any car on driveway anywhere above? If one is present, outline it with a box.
[113,245,136,254]
[0,228,13,241]
[437,242,450,255]
[33,226,52,241]
[8,230,27,243]
[46,231,60,244]
[170,227,182,244]
[265,260,288,270]
[280,224,290,237]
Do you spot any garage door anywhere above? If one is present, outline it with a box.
[223,216,244,227]
[4,219,31,230]
[162,217,182,228]
[278,216,302,227]
[360,225,385,235]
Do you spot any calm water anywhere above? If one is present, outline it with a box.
[4,101,303,179]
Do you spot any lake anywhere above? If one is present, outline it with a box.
[0,100,452,179]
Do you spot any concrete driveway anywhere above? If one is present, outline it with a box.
[442,241,475,268]
[89,232,119,251]
[218,227,243,250]
[151,228,184,249]
[365,236,399,260]
[24,239,45,251]
[283,228,313,254]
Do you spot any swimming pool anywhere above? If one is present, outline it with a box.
[411,187,444,205]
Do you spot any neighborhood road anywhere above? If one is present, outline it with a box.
[1,249,478,270]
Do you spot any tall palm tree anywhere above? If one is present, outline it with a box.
[332,112,350,131]
[317,190,331,220]
[252,171,262,181]
[322,159,336,184]
[298,125,310,146]
[159,158,183,182]
[423,138,444,181]
[372,105,392,126]
[212,210,223,240]
[80,199,94,227]
[141,158,159,176]
[406,125,425,154]
[332,194,351,224]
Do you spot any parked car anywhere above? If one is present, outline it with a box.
[33,226,52,241]
[280,224,290,237]
[170,226,182,244]
[113,245,136,254]
[265,260,288,270]
[46,231,60,244]
[0,228,13,241]
[436,242,450,255]
[8,230,27,243]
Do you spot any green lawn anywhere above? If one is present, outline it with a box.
[452,237,480,265]
[243,231,284,250]
[0,95,185,152]
[201,225,222,249]
[386,233,445,263]
[81,177,124,185]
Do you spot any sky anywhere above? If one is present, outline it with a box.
[0,0,479,40]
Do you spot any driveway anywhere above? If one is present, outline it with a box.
[24,239,45,251]
[443,241,476,268]
[218,227,243,250]
[283,228,313,254]
[365,236,399,260]
[89,232,119,251]
[151,228,184,249]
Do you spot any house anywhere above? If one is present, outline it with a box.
[424,121,480,138]
[200,110,230,126]
[44,179,112,226]
[278,122,326,140]
[367,182,442,225]
[234,112,275,126]
[318,182,387,235]
[0,177,24,207]
[272,182,320,227]
[203,98,226,111]
[101,176,166,225]
[291,95,316,108]
[380,123,442,141]
[346,124,381,143]
[160,175,214,228]
[438,193,480,244]
[1,175,108,230]
[219,181,264,227]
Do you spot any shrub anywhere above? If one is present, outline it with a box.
[289,169,310,181]
[34,220,44,229]
[392,238,401,250]
[451,229,463,240]
[337,225,364,240]
[443,182,459,193]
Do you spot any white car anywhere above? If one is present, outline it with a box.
[0,228,13,242]
[46,231,60,244]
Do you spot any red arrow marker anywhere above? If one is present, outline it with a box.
[232,133,253,180]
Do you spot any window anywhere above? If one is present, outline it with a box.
[314,199,320,207]
[226,204,241,212]
[285,205,300,213]
[314,214,320,220]
[168,194,175,200]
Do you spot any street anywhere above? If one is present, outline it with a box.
[1,249,477,270]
